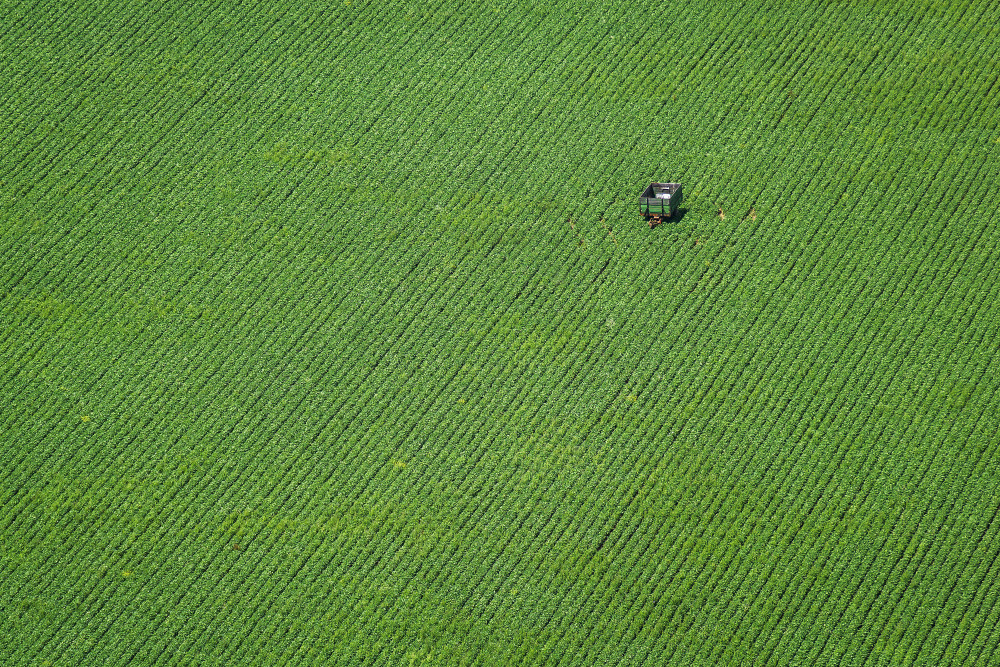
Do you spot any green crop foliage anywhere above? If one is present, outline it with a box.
[2,0,999,664]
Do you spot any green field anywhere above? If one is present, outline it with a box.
[3,0,1000,663]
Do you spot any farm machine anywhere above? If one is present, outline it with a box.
[639,182,682,228]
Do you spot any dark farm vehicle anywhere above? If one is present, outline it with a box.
[639,182,682,227]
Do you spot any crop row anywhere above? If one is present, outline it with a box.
[3,0,1000,663]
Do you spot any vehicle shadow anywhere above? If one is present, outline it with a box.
[647,207,689,228]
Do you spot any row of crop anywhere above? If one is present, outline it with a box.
[344,219,756,664]
[296,250,640,664]
[0,5,812,664]
[192,160,560,667]
[0,0,426,660]
[377,0,734,249]
[344,0,704,243]
[4,0,398,520]
[364,5,632,250]
[404,27,852,652]
[0,0,296,346]
[865,458,999,664]
[294,3,558,220]
[99,3,584,656]
[815,217,1000,664]
[580,153,876,667]
[78,213,412,664]
[0,0,334,550]
[485,8,704,220]
[688,0,992,548]
[0,0,215,297]
[0,0,179,183]
[0,0,248,227]
[312,0,1000,656]
[656,157,1000,664]
[262,99,732,656]
[693,0,972,229]
[284,0,680,528]
[673,210,946,663]
[7,0,1000,664]
[544,17,1000,656]
[276,0,1000,664]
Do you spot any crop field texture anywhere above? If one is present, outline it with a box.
[2,0,1000,664]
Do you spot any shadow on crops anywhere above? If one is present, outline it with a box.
[648,207,689,229]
